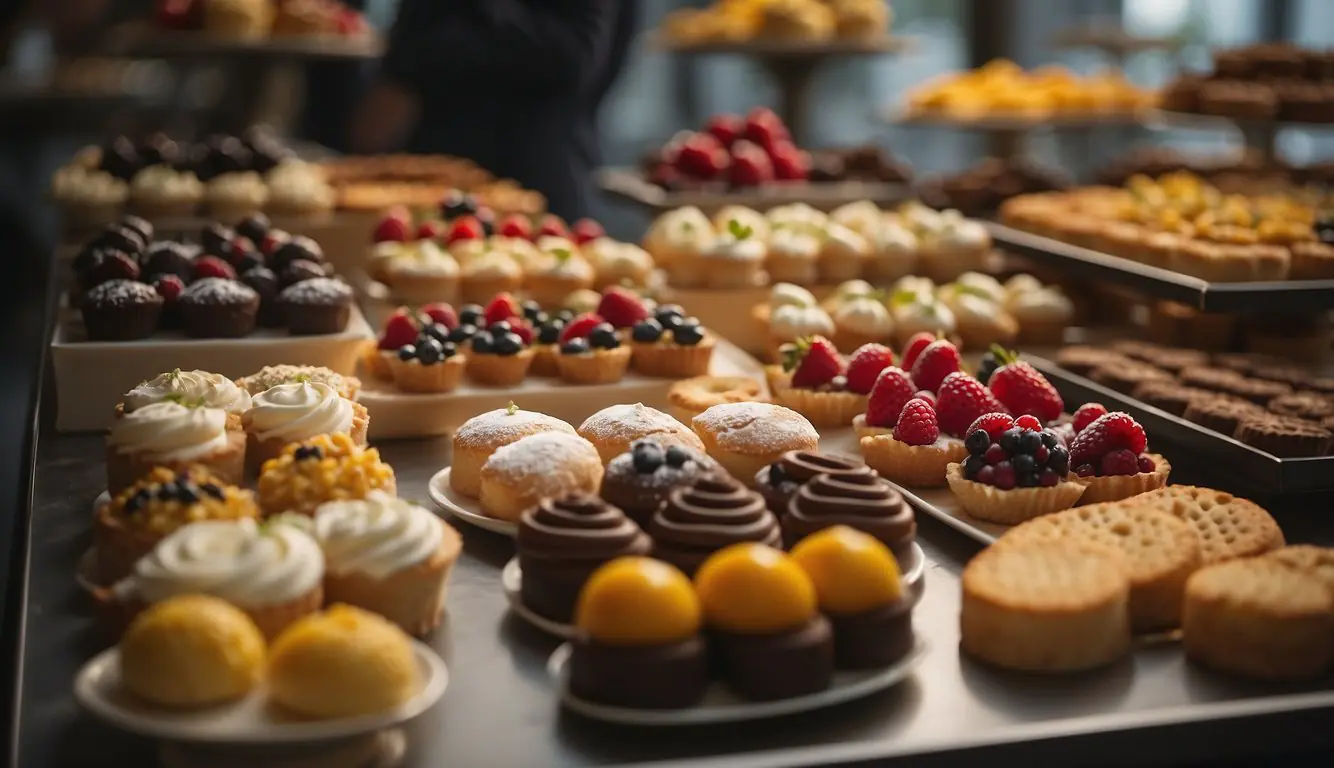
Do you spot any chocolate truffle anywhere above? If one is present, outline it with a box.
[754,451,872,517]
[600,440,718,527]
[517,495,651,623]
[784,472,916,564]
[650,475,781,576]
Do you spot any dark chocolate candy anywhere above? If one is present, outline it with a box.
[714,616,833,701]
[569,634,708,709]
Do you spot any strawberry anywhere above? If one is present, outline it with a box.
[936,372,1008,438]
[372,213,411,243]
[987,346,1063,423]
[783,336,844,390]
[1069,412,1148,469]
[768,142,810,182]
[728,140,774,188]
[845,344,896,395]
[416,220,446,242]
[966,412,1015,441]
[864,366,916,427]
[676,132,730,180]
[743,106,790,153]
[893,398,939,446]
[596,287,650,329]
[152,273,185,302]
[511,320,535,346]
[538,214,569,239]
[572,218,606,245]
[483,293,522,326]
[1014,414,1043,431]
[900,332,936,372]
[910,339,961,393]
[447,216,484,244]
[259,230,289,256]
[421,302,457,329]
[560,312,606,343]
[705,113,744,147]
[497,214,532,240]
[192,255,235,281]
[1072,402,1108,433]
[378,310,418,350]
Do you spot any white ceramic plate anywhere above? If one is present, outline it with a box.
[426,467,518,537]
[501,559,576,640]
[74,640,448,745]
[549,637,927,726]
[93,490,110,512]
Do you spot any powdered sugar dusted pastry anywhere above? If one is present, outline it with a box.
[450,405,577,498]
[479,432,604,522]
[577,403,705,465]
[691,402,819,487]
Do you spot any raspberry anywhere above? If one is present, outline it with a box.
[910,339,961,393]
[1075,463,1096,478]
[1070,412,1148,469]
[1014,414,1042,431]
[988,348,1063,423]
[845,344,896,395]
[378,311,418,350]
[596,287,650,329]
[787,336,844,390]
[152,274,184,302]
[497,214,533,240]
[990,461,1016,490]
[936,372,1008,438]
[483,293,523,326]
[192,256,235,281]
[1039,470,1060,487]
[893,398,939,446]
[372,214,411,243]
[447,215,485,243]
[572,218,606,245]
[864,366,916,428]
[1072,402,1109,433]
[1138,455,1156,473]
[421,303,458,329]
[913,390,935,406]
[984,444,1007,465]
[511,320,535,346]
[900,332,935,372]
[417,220,447,241]
[559,312,606,343]
[1100,449,1141,477]
[967,413,1015,441]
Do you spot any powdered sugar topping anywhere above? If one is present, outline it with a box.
[692,402,818,453]
[279,277,352,304]
[481,432,600,483]
[181,277,258,305]
[86,279,159,306]
[453,407,576,449]
[578,403,693,444]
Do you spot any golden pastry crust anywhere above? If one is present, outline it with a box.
[945,462,1085,525]
[1072,453,1172,505]
[667,375,765,424]
[1126,485,1284,565]
[556,345,633,385]
[1265,545,1334,592]
[860,434,968,489]
[692,402,818,487]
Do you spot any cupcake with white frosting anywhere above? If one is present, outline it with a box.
[704,219,766,288]
[830,200,884,239]
[128,165,203,217]
[766,225,821,284]
[712,205,771,242]
[205,171,269,221]
[890,292,957,348]
[938,281,1018,350]
[866,215,920,283]
[119,369,252,429]
[832,295,895,352]
[527,247,595,308]
[1004,272,1045,300]
[585,238,654,288]
[312,492,463,635]
[50,164,128,226]
[768,302,836,362]
[643,206,715,287]
[107,517,324,639]
[264,159,335,216]
[955,271,1006,304]
[242,381,369,471]
[383,240,460,305]
[105,401,246,494]
[818,221,871,284]
[1006,284,1075,346]
[918,209,992,281]
[236,365,360,401]
[766,202,828,231]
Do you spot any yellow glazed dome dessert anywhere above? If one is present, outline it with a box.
[694,543,833,700]
[790,526,917,668]
[568,557,708,708]
[119,594,266,708]
[257,433,396,517]
[268,604,420,719]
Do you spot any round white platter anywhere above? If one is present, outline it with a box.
[426,467,518,537]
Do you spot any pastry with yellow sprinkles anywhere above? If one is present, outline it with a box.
[257,433,396,517]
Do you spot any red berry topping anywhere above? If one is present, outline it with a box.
[417,220,447,242]
[1100,449,1141,477]
[976,465,996,484]
[372,214,412,243]
[1137,455,1156,473]
[845,344,896,395]
[559,312,607,343]
[537,214,568,239]
[85,250,141,285]
[893,398,939,447]
[483,293,522,326]
[910,339,961,393]
[511,320,535,346]
[1070,412,1148,469]
[192,256,235,281]
[864,366,916,428]
[152,274,185,302]
[913,390,936,406]
[497,214,532,240]
[596,287,650,329]
[935,372,1008,439]
[227,236,255,262]
[378,310,418,350]
[984,444,1007,465]
[260,231,289,256]
[900,332,936,372]
[421,302,458,329]
[571,218,606,245]
[447,216,485,244]
[1072,403,1109,433]
[1035,445,1050,464]
[991,462,1017,490]
[987,347,1063,423]
[1039,470,1060,487]
[1014,414,1043,431]
[785,336,844,390]
[967,413,1015,441]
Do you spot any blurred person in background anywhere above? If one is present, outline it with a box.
[350,0,639,222]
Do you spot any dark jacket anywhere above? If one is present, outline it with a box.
[381,0,638,221]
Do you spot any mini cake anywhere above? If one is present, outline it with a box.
[771,336,865,428]
[784,469,916,563]
[1068,411,1170,504]
[450,405,577,498]
[600,440,719,528]
[243,381,368,470]
[479,432,604,522]
[81,280,163,341]
[866,216,919,283]
[831,296,895,354]
[766,302,835,360]
[205,171,268,220]
[237,364,359,401]
[1006,285,1074,346]
[859,396,969,488]
[587,239,654,288]
[569,557,709,708]
[890,294,956,349]
[178,277,260,338]
[265,159,335,215]
[667,376,765,425]
[703,219,766,289]
[558,320,631,384]
[946,417,1084,525]
[755,451,869,517]
[692,402,819,486]
[106,401,245,494]
[382,241,460,306]
[517,495,651,623]
[118,595,266,709]
[257,433,396,517]
[578,402,705,465]
[790,526,916,669]
[527,248,594,309]
[695,544,834,700]
[765,225,820,284]
[630,305,715,379]
[467,320,535,386]
[128,165,203,216]
[818,222,871,284]
[120,369,251,429]
[460,251,522,305]
[649,474,781,576]
[108,517,324,639]
[95,467,259,585]
[279,277,353,335]
[313,492,462,635]
[268,605,421,719]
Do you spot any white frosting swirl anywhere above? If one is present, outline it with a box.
[713,206,769,240]
[831,200,883,237]
[650,207,715,252]
[118,519,324,607]
[821,222,870,259]
[768,227,821,259]
[539,252,594,279]
[388,242,459,278]
[955,272,1005,303]
[935,212,991,249]
[766,203,827,230]
[893,297,957,337]
[708,232,766,262]
[770,282,818,309]
[1004,272,1044,298]
[834,297,894,337]
[942,289,1002,326]
[770,303,835,339]
[463,252,521,279]
[123,370,252,415]
[1006,286,1075,322]
[875,218,920,253]
[245,382,354,443]
[893,275,936,302]
[313,492,444,579]
[107,402,230,461]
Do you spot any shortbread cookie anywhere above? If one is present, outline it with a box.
[1266,545,1334,593]
[960,539,1132,673]
[1183,557,1334,681]
[1129,486,1284,565]
[997,504,1202,632]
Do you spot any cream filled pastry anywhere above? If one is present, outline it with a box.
[833,297,893,339]
[770,282,819,310]
[770,303,835,342]
[245,382,354,444]
[122,369,252,419]
[108,402,231,462]
[313,492,444,579]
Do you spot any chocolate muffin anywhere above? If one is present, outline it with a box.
[1131,381,1214,416]
[649,475,780,576]
[600,440,718,528]
[783,473,916,563]
[1091,360,1174,394]
[178,277,260,338]
[141,241,195,281]
[270,235,325,273]
[1179,365,1247,393]
[754,451,870,517]
[1303,376,1334,396]
[278,277,353,335]
[1267,391,1334,421]
[1234,415,1333,458]
[1054,346,1131,377]
[1183,396,1267,436]
[240,266,282,327]
[1216,376,1293,406]
[80,279,163,341]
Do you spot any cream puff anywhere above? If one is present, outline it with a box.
[450,404,578,499]
[691,402,820,487]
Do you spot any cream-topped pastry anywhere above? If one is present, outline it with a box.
[50,165,128,208]
[237,365,357,401]
[818,221,870,282]
[646,206,715,255]
[830,200,884,238]
[892,275,936,303]
[108,402,231,462]
[766,202,827,230]
[205,171,268,212]
[713,205,770,240]
[833,296,894,339]
[387,241,459,278]
[1006,285,1074,321]
[766,225,821,283]
[955,271,1005,303]
[934,210,991,250]
[899,201,946,237]
[770,303,835,341]
[892,296,957,341]
[866,216,921,282]
[705,221,766,288]
[123,369,251,416]
[770,282,819,309]
[828,279,876,306]
[590,241,654,286]
[536,235,580,255]
[1004,272,1044,298]
[708,228,767,262]
[265,159,335,213]
[462,251,521,279]
[245,382,354,444]
[534,249,595,280]
[313,492,444,579]
[129,165,203,210]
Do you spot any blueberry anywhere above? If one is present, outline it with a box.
[125,488,151,513]
[965,429,991,456]
[458,305,483,326]
[672,323,705,346]
[767,463,790,487]
[200,483,225,500]
[494,333,523,356]
[962,454,987,479]
[530,311,549,327]
[1048,445,1070,475]
[417,327,444,347]
[1013,454,1037,475]
[156,481,180,500]
[537,321,564,345]
[632,443,664,473]
[998,427,1022,454]
[1017,430,1043,455]
[655,304,685,323]
[236,253,264,274]
[448,323,478,343]
[1016,471,1040,488]
[489,320,512,335]
[631,319,664,343]
[1040,429,1060,449]
[665,445,691,468]
[976,352,998,385]
[556,309,575,322]
[589,324,620,350]
[471,331,495,354]
[440,341,458,358]
[440,189,478,219]
[397,344,417,361]
[176,483,200,504]
[521,300,543,322]
[561,337,590,355]
[294,445,323,461]
[416,337,445,365]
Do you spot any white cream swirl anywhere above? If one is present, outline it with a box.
[107,402,230,461]
[770,303,835,339]
[123,369,252,415]
[821,222,870,259]
[935,212,991,249]
[713,206,769,240]
[768,227,821,259]
[874,218,920,253]
[245,382,353,443]
[118,518,324,607]
[955,272,1005,303]
[1006,286,1075,322]
[708,232,766,262]
[313,492,444,579]
[1004,272,1044,298]
[650,206,715,252]
[831,200,883,237]
[834,297,894,337]
[893,297,957,337]
[770,282,818,309]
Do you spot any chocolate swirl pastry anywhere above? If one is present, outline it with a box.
[784,473,916,562]
[650,475,781,576]
[755,451,875,517]
[518,495,651,622]
[600,440,719,528]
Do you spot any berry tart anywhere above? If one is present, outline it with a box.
[946,413,1086,524]
[387,321,466,393]
[557,314,631,385]
[1068,409,1171,504]
[467,315,536,386]
[770,336,865,428]
[530,307,570,378]
[630,304,714,378]
[860,397,969,489]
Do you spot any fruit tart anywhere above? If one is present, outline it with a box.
[946,413,1085,524]
[557,313,632,385]
[387,318,467,393]
[1068,408,1171,504]
[860,397,969,489]
[630,303,715,378]
[770,336,865,428]
[466,302,536,386]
